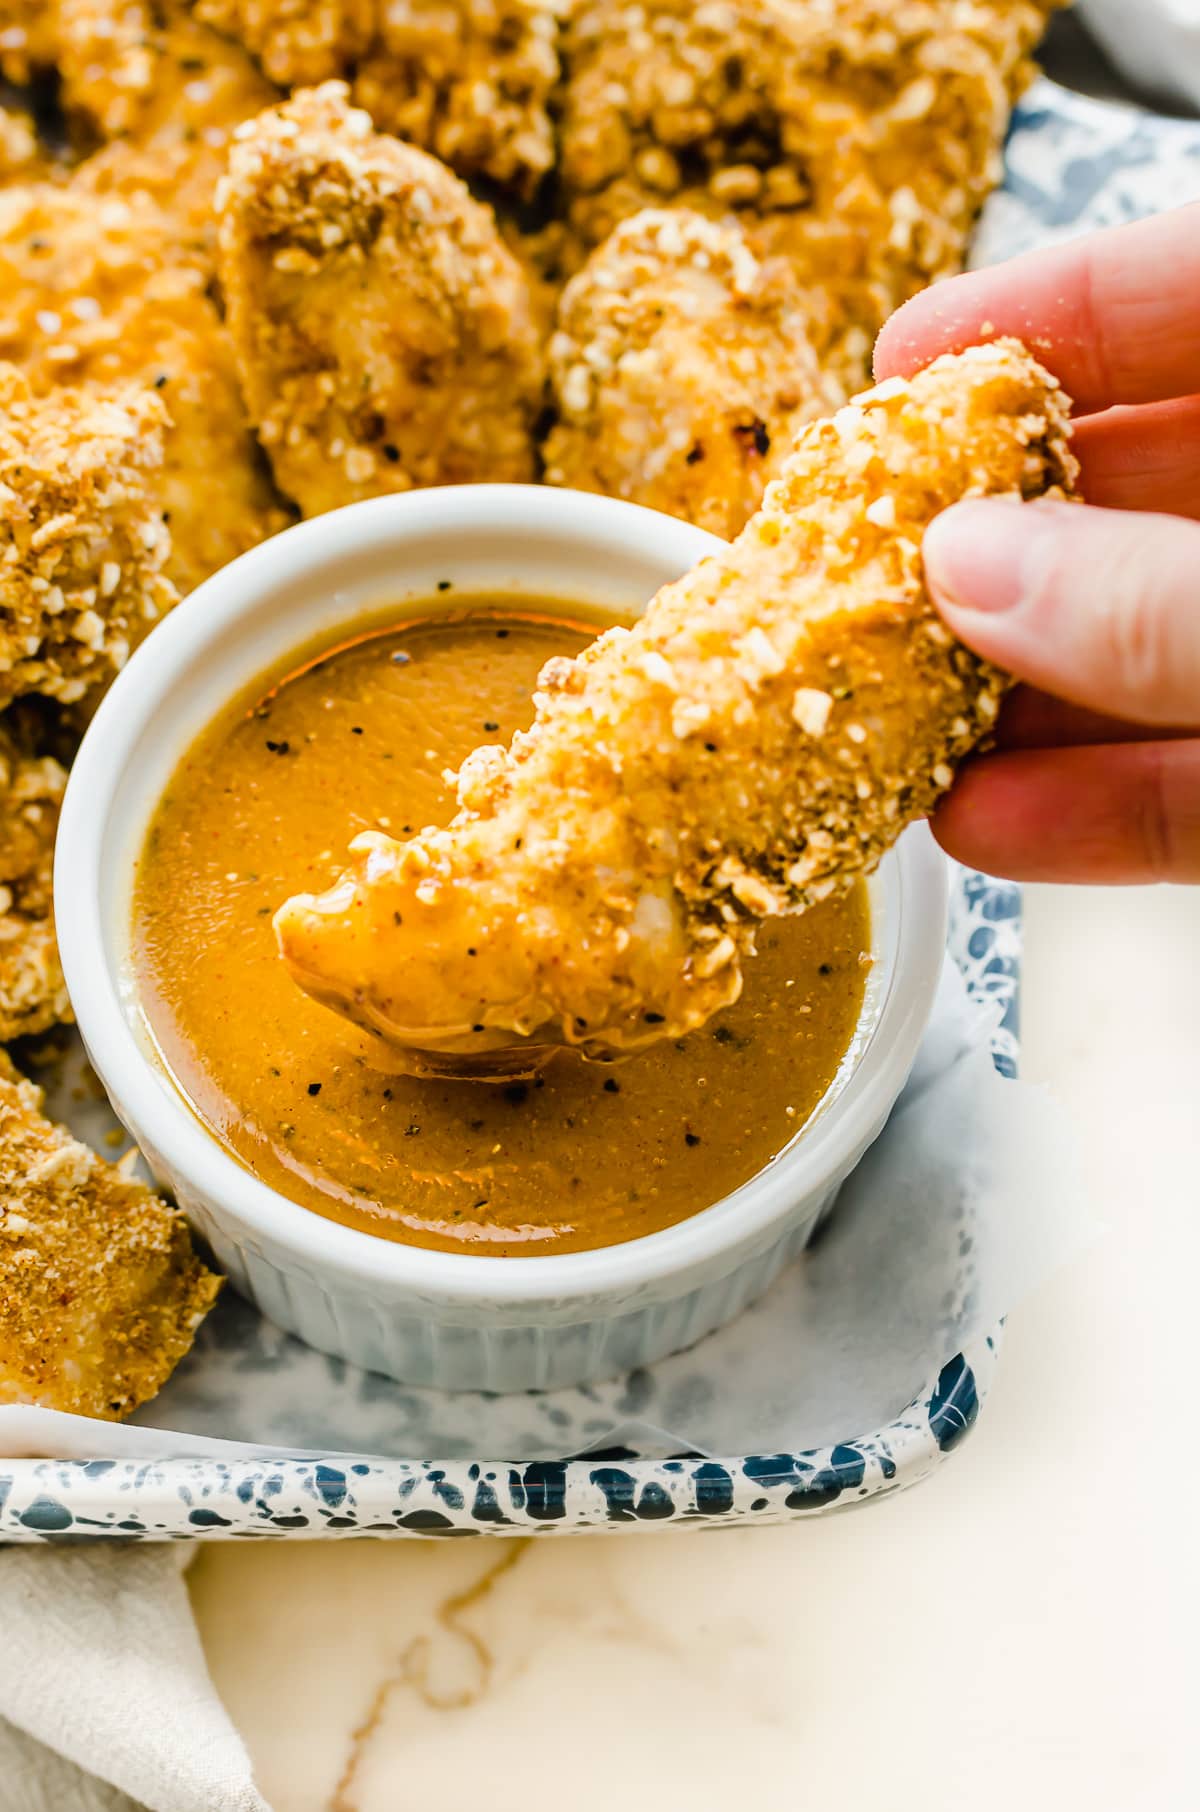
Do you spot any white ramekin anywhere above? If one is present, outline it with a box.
[56,486,947,1393]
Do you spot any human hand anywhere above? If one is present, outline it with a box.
[874,202,1200,884]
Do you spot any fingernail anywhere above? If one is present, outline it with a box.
[923,498,1063,615]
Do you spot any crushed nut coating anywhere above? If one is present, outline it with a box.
[558,0,1057,390]
[0,365,178,710]
[217,82,546,516]
[543,207,837,538]
[0,721,70,1041]
[0,1053,221,1419]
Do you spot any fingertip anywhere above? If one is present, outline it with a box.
[872,292,939,380]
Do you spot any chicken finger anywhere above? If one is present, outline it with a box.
[0,1055,221,1420]
[275,339,1077,1067]
[543,207,835,538]
[216,82,545,516]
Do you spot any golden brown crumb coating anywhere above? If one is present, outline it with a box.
[7,2,277,246]
[0,364,177,709]
[0,1058,221,1420]
[0,1,57,84]
[543,207,836,539]
[559,0,1056,389]
[0,179,288,597]
[217,82,545,516]
[353,0,564,198]
[183,0,564,196]
[193,0,375,86]
[276,341,1077,1067]
[0,720,69,1040]
[0,104,44,183]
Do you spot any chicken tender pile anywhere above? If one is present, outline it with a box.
[543,207,836,539]
[0,1055,221,1420]
[0,726,69,1041]
[276,342,1077,1067]
[0,1,1061,1412]
[559,0,1055,390]
[0,365,176,709]
[217,82,544,515]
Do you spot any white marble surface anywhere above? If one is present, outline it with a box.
[189,883,1200,1812]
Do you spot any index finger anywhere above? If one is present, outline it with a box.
[874,202,1200,414]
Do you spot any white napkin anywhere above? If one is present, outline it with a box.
[0,1546,269,1812]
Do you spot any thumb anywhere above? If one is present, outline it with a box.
[922,498,1200,726]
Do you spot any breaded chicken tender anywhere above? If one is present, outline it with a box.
[186,0,564,196]
[0,1055,221,1419]
[54,0,278,249]
[276,341,1077,1069]
[559,0,1056,389]
[0,364,177,709]
[0,722,69,1041]
[217,82,545,516]
[192,0,375,86]
[353,0,564,199]
[0,180,288,596]
[543,207,835,539]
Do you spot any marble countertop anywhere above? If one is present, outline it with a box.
[187,880,1200,1811]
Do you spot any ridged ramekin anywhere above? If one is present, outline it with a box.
[56,486,947,1392]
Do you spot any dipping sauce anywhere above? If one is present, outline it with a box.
[132,601,872,1256]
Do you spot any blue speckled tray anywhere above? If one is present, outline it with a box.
[4,77,1196,1543]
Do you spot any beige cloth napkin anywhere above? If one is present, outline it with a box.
[0,1546,270,1812]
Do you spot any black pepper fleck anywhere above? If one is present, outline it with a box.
[265,739,290,755]
[437,579,452,591]
[483,721,499,733]
[644,1011,665,1025]
[603,1078,620,1094]
[819,962,832,975]
[383,443,401,462]
[307,1082,321,1096]
[685,1131,701,1147]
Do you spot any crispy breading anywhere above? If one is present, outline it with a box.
[217,82,545,516]
[0,179,289,596]
[0,364,177,709]
[559,0,1056,391]
[543,207,836,539]
[276,341,1077,1068]
[0,1,57,84]
[184,0,563,196]
[50,0,278,249]
[0,104,42,182]
[353,0,564,199]
[0,1056,221,1419]
[193,0,374,86]
[0,720,69,1040]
